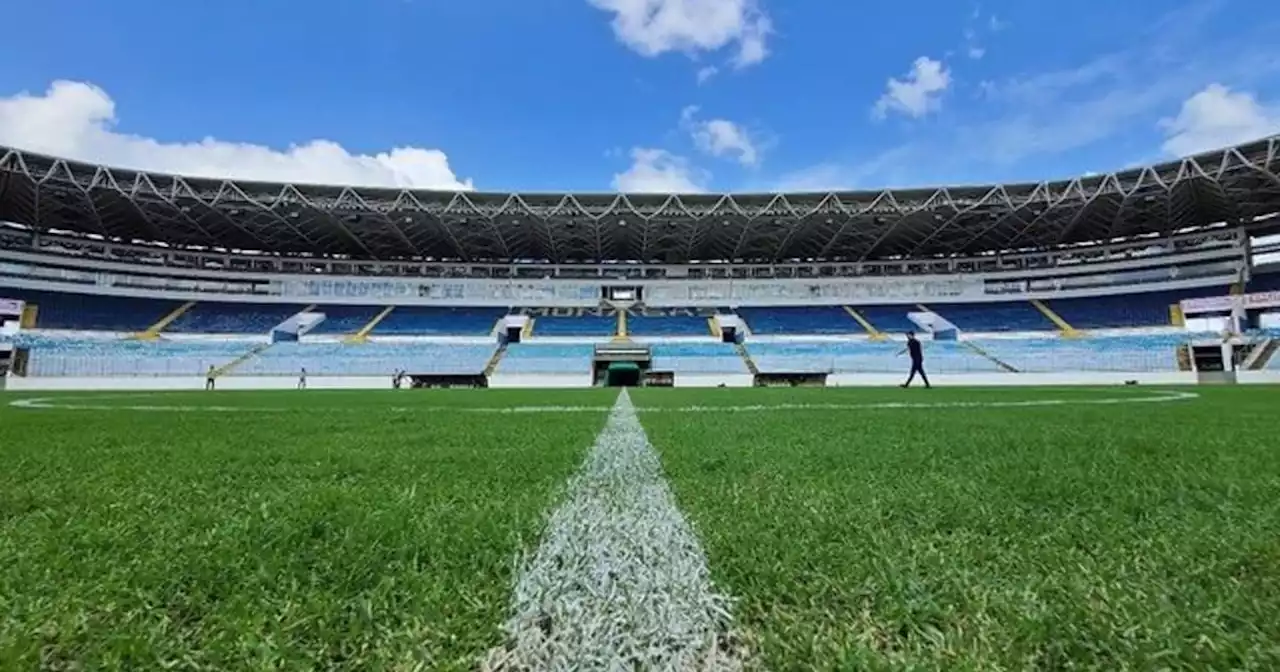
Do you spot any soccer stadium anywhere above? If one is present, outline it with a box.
[3,134,1280,669]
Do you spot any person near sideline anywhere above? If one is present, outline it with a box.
[205,365,216,391]
[900,331,931,389]
[298,368,307,390]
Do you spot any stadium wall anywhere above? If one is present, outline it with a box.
[13,371,1267,391]
[486,374,594,388]
[825,372,1201,387]
[3,376,391,391]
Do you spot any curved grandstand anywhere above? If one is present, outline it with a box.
[3,138,1280,390]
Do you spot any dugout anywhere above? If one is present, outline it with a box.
[406,373,488,389]
[754,372,828,387]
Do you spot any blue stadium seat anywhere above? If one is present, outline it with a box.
[1045,287,1226,329]
[746,340,998,373]
[372,307,504,336]
[1248,271,1280,292]
[1,288,178,332]
[497,343,595,373]
[650,342,749,373]
[928,302,1054,332]
[974,335,1187,372]
[306,305,384,335]
[169,302,305,334]
[737,306,863,335]
[855,305,918,333]
[532,313,617,337]
[235,341,495,376]
[22,338,254,376]
[628,312,710,336]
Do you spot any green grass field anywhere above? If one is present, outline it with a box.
[2,386,1278,670]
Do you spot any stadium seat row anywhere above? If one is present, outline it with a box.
[0,284,1247,336]
[15,335,1197,377]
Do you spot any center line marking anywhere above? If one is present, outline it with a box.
[484,389,747,670]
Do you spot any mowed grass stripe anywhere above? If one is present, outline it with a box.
[638,385,1280,669]
[0,391,606,670]
[486,390,746,670]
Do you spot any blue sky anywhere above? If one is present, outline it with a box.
[0,0,1278,194]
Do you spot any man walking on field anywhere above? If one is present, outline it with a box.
[901,331,931,389]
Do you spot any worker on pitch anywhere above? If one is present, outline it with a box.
[899,331,931,389]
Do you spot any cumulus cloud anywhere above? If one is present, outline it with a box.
[679,106,760,166]
[612,148,707,193]
[872,57,951,119]
[587,0,772,68]
[696,66,719,85]
[1159,84,1280,157]
[0,80,474,190]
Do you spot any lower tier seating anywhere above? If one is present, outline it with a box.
[235,342,496,376]
[24,339,254,377]
[650,342,749,374]
[975,335,1189,372]
[746,341,1001,374]
[497,343,595,374]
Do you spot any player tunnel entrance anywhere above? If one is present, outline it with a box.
[593,342,651,387]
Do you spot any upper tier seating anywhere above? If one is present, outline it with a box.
[737,306,863,335]
[628,312,711,336]
[497,343,594,374]
[23,338,254,377]
[235,342,495,376]
[974,335,1187,372]
[2,288,178,332]
[531,312,617,337]
[1044,287,1226,329]
[855,305,919,333]
[372,307,504,336]
[306,305,384,335]
[927,302,1054,332]
[650,342,749,374]
[1248,271,1280,292]
[169,302,305,334]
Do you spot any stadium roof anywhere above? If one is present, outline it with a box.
[1,136,1278,264]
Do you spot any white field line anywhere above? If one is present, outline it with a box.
[8,389,1201,414]
[483,389,745,671]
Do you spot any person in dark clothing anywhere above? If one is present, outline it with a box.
[205,365,216,391]
[901,331,931,388]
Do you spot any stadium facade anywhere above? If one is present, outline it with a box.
[2,137,1280,391]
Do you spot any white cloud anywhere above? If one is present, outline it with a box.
[1159,84,1280,157]
[696,66,719,84]
[612,148,707,193]
[679,106,760,166]
[872,57,952,119]
[0,80,474,190]
[586,0,772,68]
[963,29,985,60]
